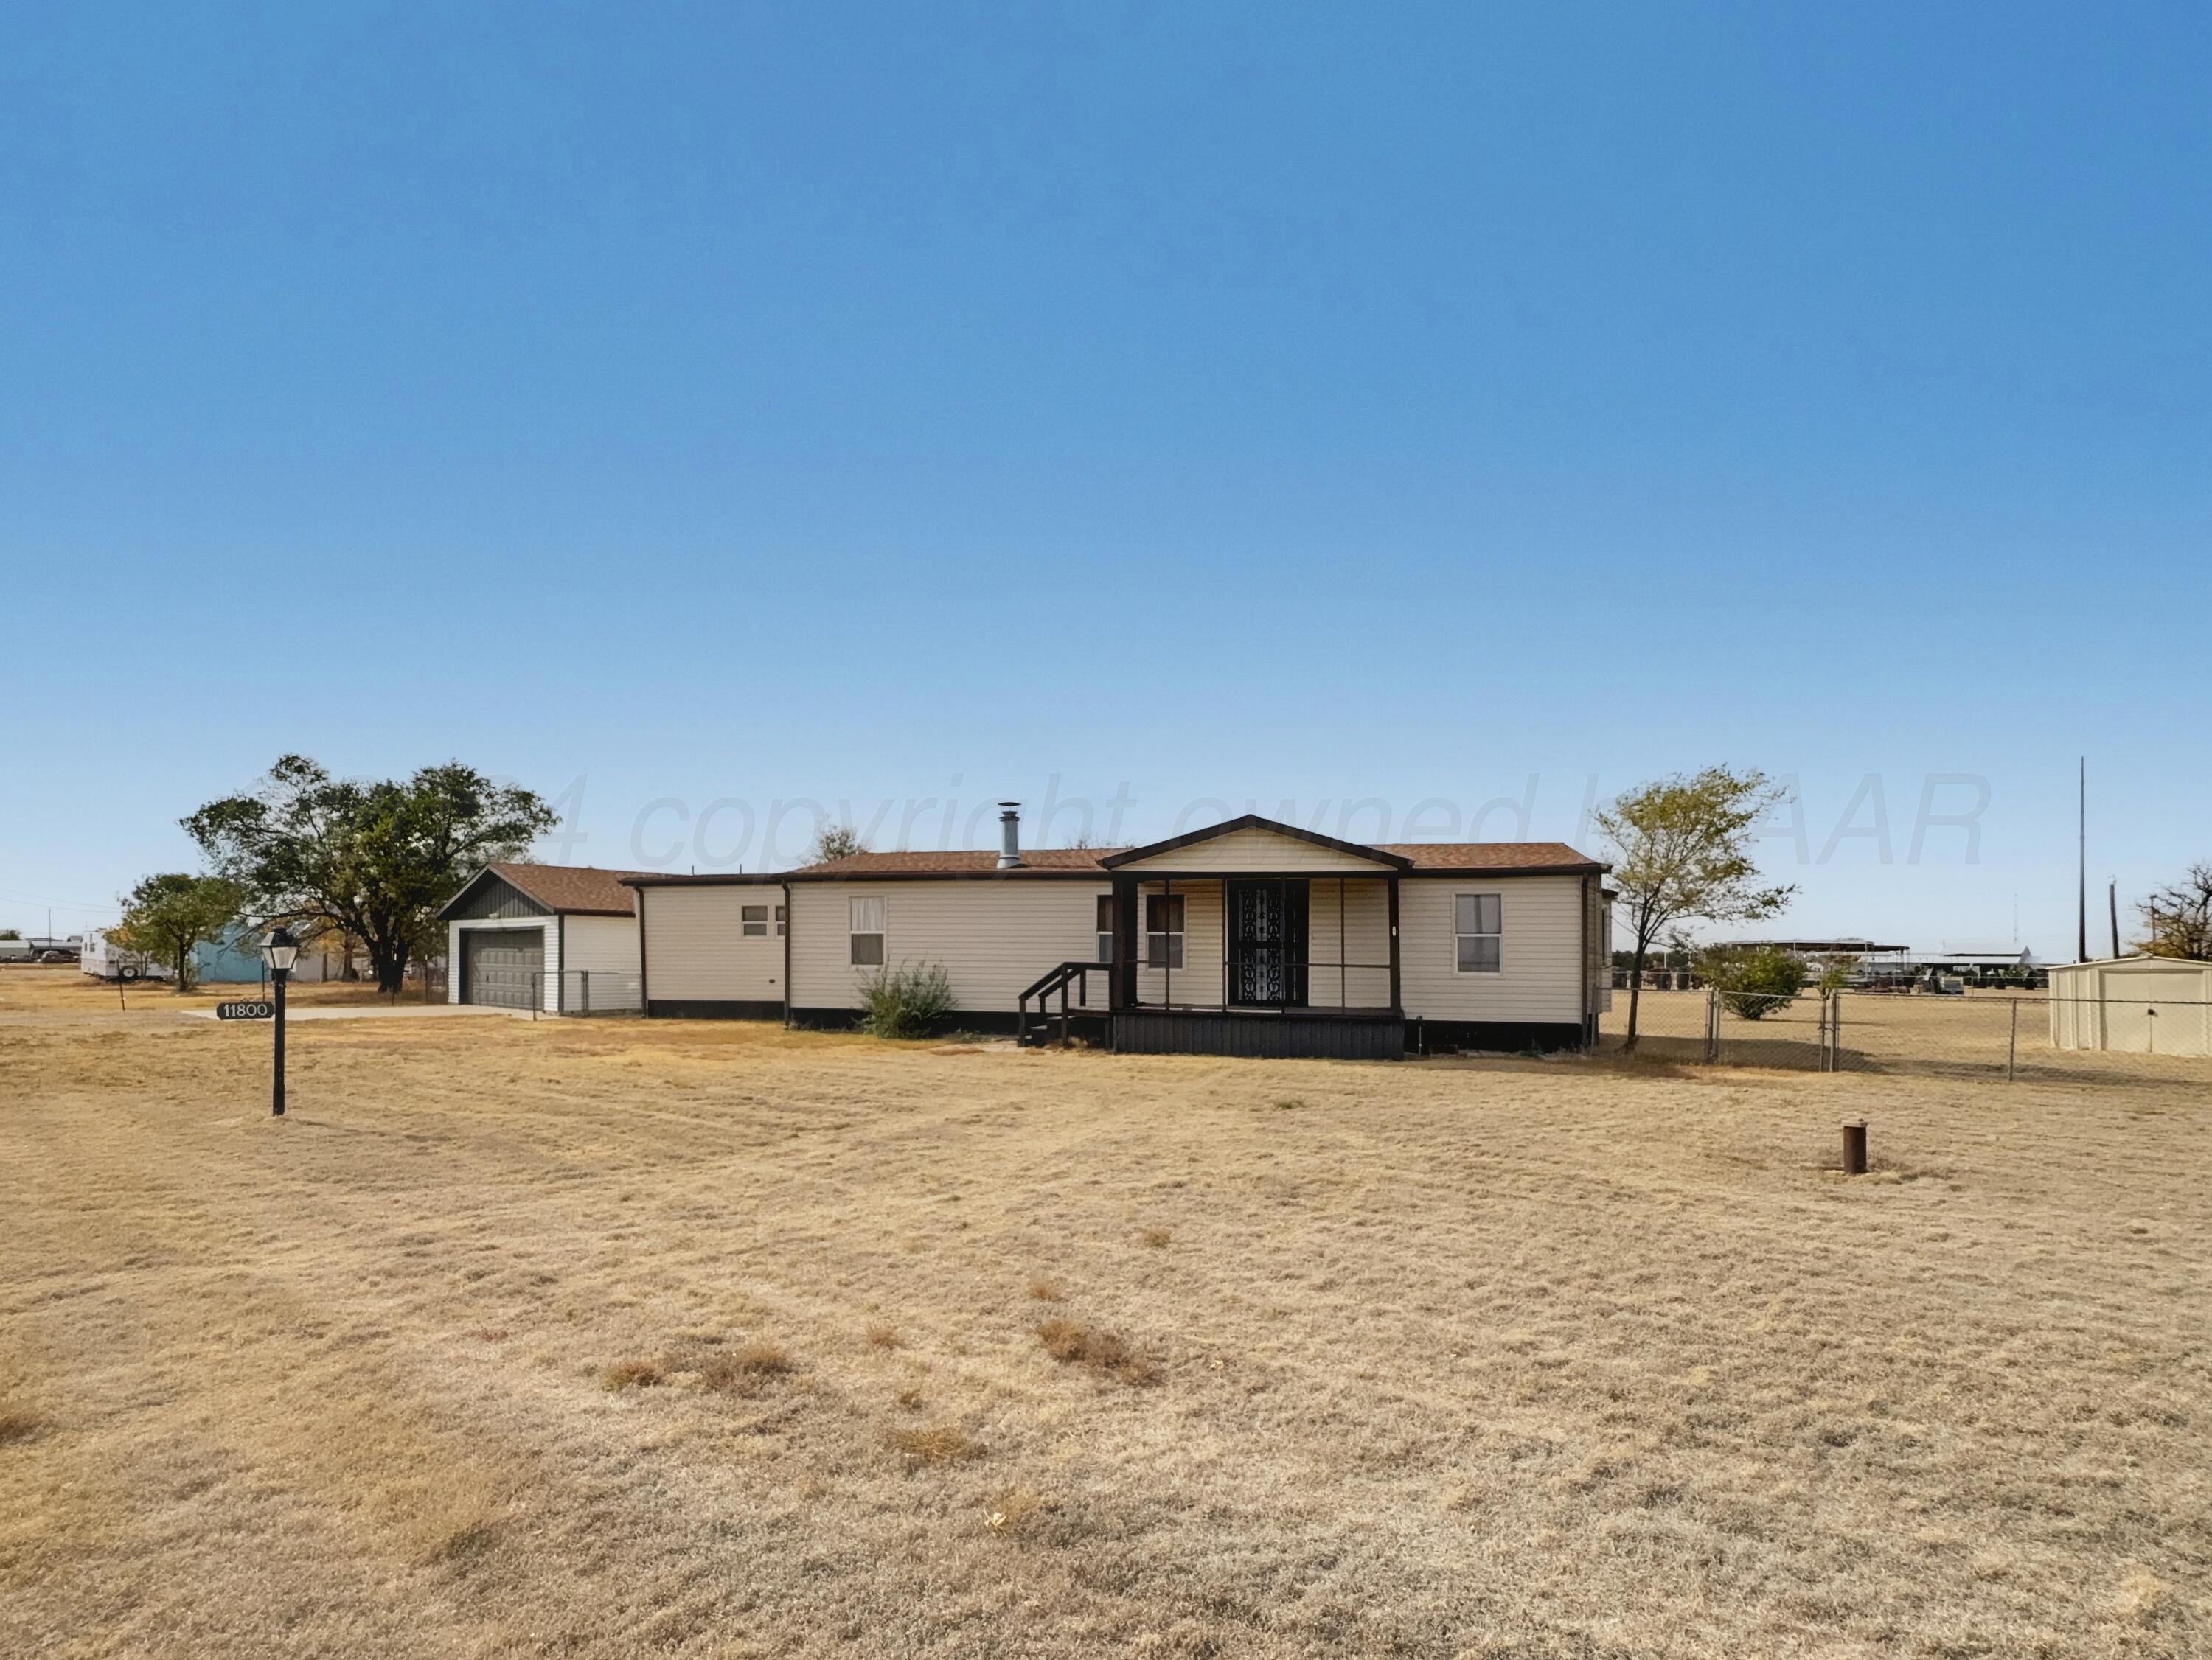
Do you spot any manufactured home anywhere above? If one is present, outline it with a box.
[625,809,1612,1058]
[438,863,645,1014]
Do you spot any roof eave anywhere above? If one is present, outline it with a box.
[1101,813,1412,871]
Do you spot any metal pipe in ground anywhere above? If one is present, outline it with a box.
[1842,1120,1868,1176]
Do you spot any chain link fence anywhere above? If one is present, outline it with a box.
[552,969,641,1015]
[1600,988,2212,1087]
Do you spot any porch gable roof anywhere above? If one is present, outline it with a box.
[1101,815,1413,873]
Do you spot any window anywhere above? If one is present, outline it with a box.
[1455,893,1501,973]
[849,897,886,966]
[1146,893,1185,969]
[1096,896,1115,966]
[741,904,768,937]
[775,904,787,938]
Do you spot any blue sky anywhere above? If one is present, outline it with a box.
[4,4,2206,958]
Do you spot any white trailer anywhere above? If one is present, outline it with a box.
[81,930,170,982]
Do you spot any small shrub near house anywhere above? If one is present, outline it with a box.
[858,961,956,1039]
[1698,945,1808,1020]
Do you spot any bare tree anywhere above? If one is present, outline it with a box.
[807,823,867,865]
[1595,767,1796,1048]
[2141,862,2212,960]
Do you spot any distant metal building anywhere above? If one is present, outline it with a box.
[191,924,272,984]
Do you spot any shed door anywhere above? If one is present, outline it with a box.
[463,927,543,1010]
[2104,971,2209,1056]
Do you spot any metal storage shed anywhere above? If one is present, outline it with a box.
[2046,955,2212,1057]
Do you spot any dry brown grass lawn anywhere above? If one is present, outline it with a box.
[1,964,2207,1657]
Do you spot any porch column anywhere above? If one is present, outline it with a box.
[1387,873,1402,1011]
[1110,876,1138,1011]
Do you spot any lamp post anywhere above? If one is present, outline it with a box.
[261,925,299,1117]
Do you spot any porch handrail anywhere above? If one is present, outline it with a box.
[1017,960,1112,1047]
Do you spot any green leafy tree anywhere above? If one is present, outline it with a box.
[1595,766,1796,1048]
[111,873,247,992]
[1697,944,1809,1020]
[184,756,555,995]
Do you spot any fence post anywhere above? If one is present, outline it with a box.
[532,971,540,1021]
[1705,986,1719,1064]
[1830,989,1843,1072]
[581,970,590,1016]
[2007,998,2018,1083]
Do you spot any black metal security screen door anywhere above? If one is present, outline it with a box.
[1228,879,1309,1007]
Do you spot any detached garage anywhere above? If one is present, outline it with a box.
[2048,955,2212,1057]
[439,864,645,1014]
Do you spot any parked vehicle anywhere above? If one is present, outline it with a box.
[81,930,170,983]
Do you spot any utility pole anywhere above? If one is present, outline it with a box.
[2109,879,2121,962]
[2077,758,2087,963]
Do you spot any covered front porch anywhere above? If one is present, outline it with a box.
[1099,820,1409,1060]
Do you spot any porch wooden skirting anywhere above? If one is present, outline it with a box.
[1110,1008,1405,1061]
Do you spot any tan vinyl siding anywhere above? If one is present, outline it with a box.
[1308,876,1393,1008]
[1115,826,1396,875]
[562,913,642,1011]
[1399,874,1585,1025]
[1135,881,1223,1007]
[789,880,1109,1015]
[641,885,785,1004]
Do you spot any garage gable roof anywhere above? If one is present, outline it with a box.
[439,862,644,920]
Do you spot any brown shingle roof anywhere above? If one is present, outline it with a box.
[484,862,646,915]
[779,842,1603,879]
[793,848,1123,877]
[1379,843,1607,873]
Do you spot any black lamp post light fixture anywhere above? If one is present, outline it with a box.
[260,924,299,1117]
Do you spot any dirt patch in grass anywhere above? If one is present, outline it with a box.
[1037,1318,1159,1387]
[696,1341,793,1393]
[891,1426,983,1468]
[982,1485,1048,1538]
[0,1408,43,1445]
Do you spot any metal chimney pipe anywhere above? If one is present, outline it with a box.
[997,802,1023,868]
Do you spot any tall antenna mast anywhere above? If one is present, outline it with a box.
[2077,757,2087,963]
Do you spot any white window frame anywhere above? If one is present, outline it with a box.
[775,904,787,938]
[1455,892,1502,974]
[849,896,886,967]
[1146,893,1185,970]
[740,904,768,938]
[1096,895,1114,966]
